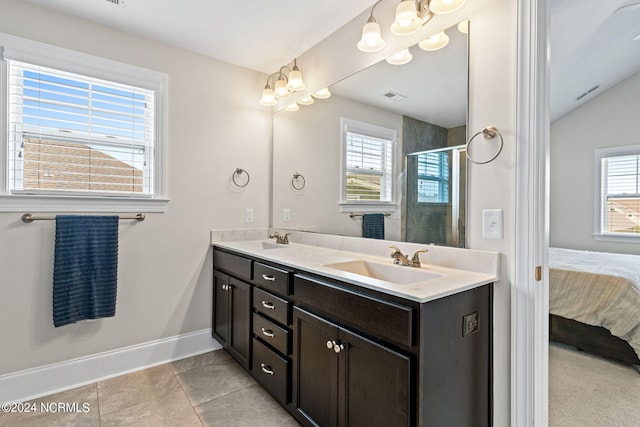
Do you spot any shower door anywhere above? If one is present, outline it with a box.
[404,145,466,247]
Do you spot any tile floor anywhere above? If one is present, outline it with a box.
[0,349,300,426]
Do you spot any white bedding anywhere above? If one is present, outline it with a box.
[549,247,640,360]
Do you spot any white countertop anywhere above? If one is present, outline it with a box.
[212,239,497,303]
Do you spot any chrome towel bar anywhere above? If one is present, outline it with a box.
[22,213,146,223]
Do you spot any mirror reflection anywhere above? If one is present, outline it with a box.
[272,22,468,246]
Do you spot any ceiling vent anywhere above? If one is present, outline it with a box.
[383,91,408,102]
[576,85,599,101]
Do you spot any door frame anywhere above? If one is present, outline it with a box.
[513,0,550,425]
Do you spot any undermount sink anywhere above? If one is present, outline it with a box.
[322,260,443,285]
[261,241,289,249]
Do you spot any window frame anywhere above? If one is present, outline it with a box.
[593,144,640,242]
[0,32,168,213]
[339,117,397,212]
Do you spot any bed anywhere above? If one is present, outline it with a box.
[549,247,640,367]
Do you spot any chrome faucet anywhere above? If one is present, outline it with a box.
[389,245,428,267]
[269,231,290,245]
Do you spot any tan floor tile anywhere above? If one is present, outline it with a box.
[176,358,256,406]
[97,364,182,415]
[0,384,99,427]
[195,384,299,427]
[171,349,232,374]
[100,384,202,427]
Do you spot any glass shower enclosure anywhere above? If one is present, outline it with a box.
[404,145,467,247]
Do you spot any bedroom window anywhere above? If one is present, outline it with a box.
[340,118,396,210]
[594,145,640,241]
[0,32,168,212]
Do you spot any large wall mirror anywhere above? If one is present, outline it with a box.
[272,21,468,247]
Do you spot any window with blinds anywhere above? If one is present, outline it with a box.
[342,119,395,204]
[8,61,155,196]
[601,153,640,234]
[416,151,450,203]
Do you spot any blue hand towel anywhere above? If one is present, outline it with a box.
[362,213,385,240]
[53,215,119,327]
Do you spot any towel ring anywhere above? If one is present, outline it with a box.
[465,126,504,165]
[291,172,306,190]
[232,168,250,187]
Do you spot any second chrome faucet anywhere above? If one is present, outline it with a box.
[389,245,428,267]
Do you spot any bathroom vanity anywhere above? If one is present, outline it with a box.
[211,237,496,427]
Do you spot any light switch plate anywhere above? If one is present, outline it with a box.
[482,209,503,239]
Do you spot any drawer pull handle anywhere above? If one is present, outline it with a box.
[261,274,276,282]
[261,328,275,338]
[261,301,275,310]
[260,363,275,375]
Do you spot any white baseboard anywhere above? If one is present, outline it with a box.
[0,329,222,403]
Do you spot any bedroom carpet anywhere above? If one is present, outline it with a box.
[549,342,640,427]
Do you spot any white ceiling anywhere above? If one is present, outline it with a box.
[21,0,640,122]
[21,0,378,73]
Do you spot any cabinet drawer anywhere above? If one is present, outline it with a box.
[294,275,415,348]
[252,338,289,404]
[253,287,290,326]
[253,312,289,355]
[253,262,290,296]
[213,249,252,281]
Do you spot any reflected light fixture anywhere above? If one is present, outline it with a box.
[386,48,413,65]
[298,96,315,105]
[357,0,386,52]
[313,88,331,99]
[259,59,306,106]
[418,31,450,51]
[457,19,469,34]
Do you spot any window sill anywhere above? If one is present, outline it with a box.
[593,233,640,243]
[0,194,170,213]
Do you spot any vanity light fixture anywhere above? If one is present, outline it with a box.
[357,0,386,52]
[418,31,449,51]
[312,87,332,99]
[358,0,467,51]
[259,59,306,107]
[386,48,413,65]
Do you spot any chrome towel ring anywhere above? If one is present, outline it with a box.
[291,172,306,190]
[232,168,250,187]
[465,126,504,165]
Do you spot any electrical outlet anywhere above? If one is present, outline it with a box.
[245,208,254,223]
[283,209,291,222]
[463,312,479,337]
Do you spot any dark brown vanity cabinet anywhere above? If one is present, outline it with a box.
[293,307,411,427]
[212,246,492,427]
[212,251,252,370]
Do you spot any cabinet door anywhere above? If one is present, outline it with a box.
[212,270,229,347]
[293,307,339,427]
[228,277,252,370]
[339,329,411,427]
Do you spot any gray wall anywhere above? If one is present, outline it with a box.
[550,71,640,254]
[0,0,271,374]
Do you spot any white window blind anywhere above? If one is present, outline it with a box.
[345,131,393,202]
[602,153,640,234]
[8,61,155,196]
[417,151,450,203]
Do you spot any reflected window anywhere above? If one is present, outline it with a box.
[417,151,449,203]
[340,118,396,205]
